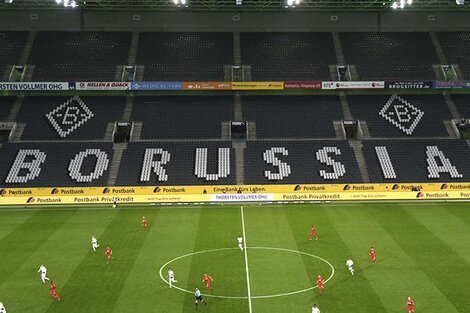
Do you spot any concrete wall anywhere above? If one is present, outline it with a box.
[0,9,469,31]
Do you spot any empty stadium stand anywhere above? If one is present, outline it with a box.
[0,142,114,187]
[244,140,362,184]
[363,140,470,183]
[450,94,470,118]
[340,32,439,81]
[437,32,470,79]
[348,94,452,137]
[15,96,126,140]
[240,32,336,81]
[136,32,233,81]
[132,96,233,139]
[117,141,236,186]
[242,95,343,139]
[0,31,27,79]
[0,96,15,120]
[28,31,131,81]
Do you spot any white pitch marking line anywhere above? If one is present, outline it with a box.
[158,246,335,299]
[241,206,253,313]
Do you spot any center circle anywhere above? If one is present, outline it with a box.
[158,246,335,299]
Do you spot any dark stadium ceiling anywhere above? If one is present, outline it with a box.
[0,0,468,11]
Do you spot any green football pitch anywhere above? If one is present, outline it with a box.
[0,202,469,313]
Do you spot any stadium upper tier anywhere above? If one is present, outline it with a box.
[2,31,470,81]
[240,32,336,81]
[348,94,453,138]
[1,94,470,186]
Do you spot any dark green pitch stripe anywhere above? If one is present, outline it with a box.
[182,206,249,313]
[0,210,75,288]
[285,205,388,313]
[44,209,159,313]
[370,205,470,313]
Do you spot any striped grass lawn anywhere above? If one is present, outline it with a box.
[0,202,469,313]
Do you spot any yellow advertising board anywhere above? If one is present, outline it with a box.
[1,183,470,206]
[274,190,470,201]
[231,82,284,90]
[1,183,469,198]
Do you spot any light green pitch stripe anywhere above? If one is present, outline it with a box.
[2,209,118,313]
[111,207,202,313]
[326,206,460,313]
[243,206,313,313]
[0,211,35,241]
[406,204,470,265]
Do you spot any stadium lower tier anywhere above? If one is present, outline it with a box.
[0,140,469,187]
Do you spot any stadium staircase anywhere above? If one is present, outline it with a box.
[339,92,353,120]
[332,32,346,66]
[333,121,346,139]
[348,65,360,81]
[131,122,142,141]
[358,121,372,139]
[122,94,135,122]
[234,93,242,120]
[126,32,141,81]
[348,141,371,183]
[18,31,36,82]
[104,122,115,141]
[127,31,140,66]
[452,64,464,80]
[329,65,338,81]
[7,94,24,122]
[107,143,127,186]
[221,121,231,140]
[8,123,25,142]
[430,32,449,64]
[443,93,461,119]
[233,140,246,184]
[233,31,241,66]
[247,122,257,140]
[430,32,449,80]
[443,120,460,138]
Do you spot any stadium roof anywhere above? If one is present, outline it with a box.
[1,0,469,11]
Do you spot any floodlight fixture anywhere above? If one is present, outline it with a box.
[285,0,301,8]
[173,0,188,7]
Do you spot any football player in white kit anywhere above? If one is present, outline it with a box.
[38,265,50,284]
[237,236,244,252]
[346,258,355,275]
[91,236,99,251]
[312,303,320,313]
[167,268,178,288]
[0,301,6,313]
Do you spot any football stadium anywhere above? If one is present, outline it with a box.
[1,1,470,312]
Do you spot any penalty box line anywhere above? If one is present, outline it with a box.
[241,206,253,313]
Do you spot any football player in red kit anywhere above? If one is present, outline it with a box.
[369,247,377,264]
[309,224,317,241]
[202,274,213,290]
[50,281,60,301]
[407,297,415,313]
[142,216,149,230]
[106,247,113,264]
[317,275,324,295]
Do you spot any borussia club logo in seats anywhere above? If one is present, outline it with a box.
[379,94,424,135]
[46,96,94,138]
